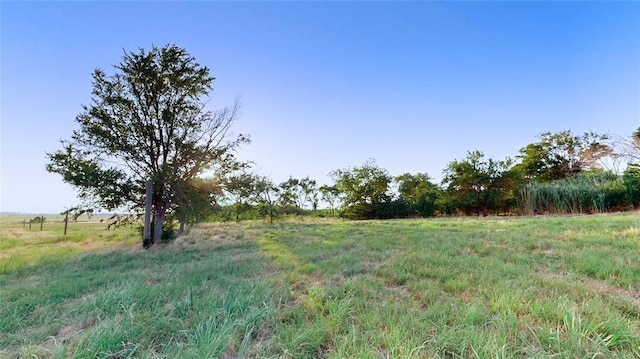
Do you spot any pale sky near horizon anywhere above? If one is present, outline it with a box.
[1,1,639,214]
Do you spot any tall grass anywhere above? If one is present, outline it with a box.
[1,214,639,357]
[520,172,631,215]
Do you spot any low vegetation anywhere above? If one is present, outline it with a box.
[0,215,138,275]
[1,213,639,358]
[520,172,640,215]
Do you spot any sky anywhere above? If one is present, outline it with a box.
[1,1,639,214]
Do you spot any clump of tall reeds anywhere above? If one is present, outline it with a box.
[520,172,629,215]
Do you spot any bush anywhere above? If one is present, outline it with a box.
[340,200,414,220]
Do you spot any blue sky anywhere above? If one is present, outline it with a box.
[1,1,639,213]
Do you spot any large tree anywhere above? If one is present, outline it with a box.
[442,151,518,216]
[395,173,440,217]
[47,45,249,248]
[515,130,612,182]
[331,160,393,219]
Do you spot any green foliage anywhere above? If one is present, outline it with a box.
[279,176,317,219]
[223,172,257,221]
[516,130,612,182]
[319,185,340,216]
[137,218,177,243]
[442,151,521,216]
[46,145,135,211]
[254,176,281,224]
[520,172,639,215]
[395,173,440,217]
[331,159,394,219]
[623,165,640,205]
[625,127,640,188]
[173,178,223,232]
[46,45,248,245]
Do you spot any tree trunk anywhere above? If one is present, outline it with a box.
[269,203,274,224]
[179,220,185,234]
[153,209,165,245]
[143,180,153,249]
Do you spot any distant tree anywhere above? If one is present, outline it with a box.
[613,127,640,171]
[46,45,249,248]
[223,172,256,221]
[279,176,316,220]
[319,185,340,216]
[331,160,393,219]
[309,183,320,216]
[395,173,440,217]
[173,178,222,234]
[491,158,524,214]
[613,127,640,205]
[254,176,280,224]
[515,130,612,182]
[629,127,640,176]
[442,151,517,216]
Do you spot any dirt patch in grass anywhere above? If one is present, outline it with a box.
[536,266,639,304]
[581,276,640,303]
[531,247,554,256]
[462,247,479,256]
[57,322,92,340]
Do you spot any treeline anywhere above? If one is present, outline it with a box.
[184,129,640,223]
[46,46,640,247]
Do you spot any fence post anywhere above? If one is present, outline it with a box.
[40,216,44,231]
[22,219,25,228]
[143,180,153,249]
[29,220,32,229]
[64,212,69,235]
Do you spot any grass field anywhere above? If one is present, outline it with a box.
[1,214,639,358]
[0,214,139,275]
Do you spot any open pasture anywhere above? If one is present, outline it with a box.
[1,214,639,358]
[0,214,139,274]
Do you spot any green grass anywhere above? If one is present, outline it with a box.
[1,213,639,358]
[0,214,139,274]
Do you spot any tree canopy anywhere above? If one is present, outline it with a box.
[515,131,612,182]
[331,160,393,219]
[395,173,439,217]
[442,151,523,216]
[47,45,248,247]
